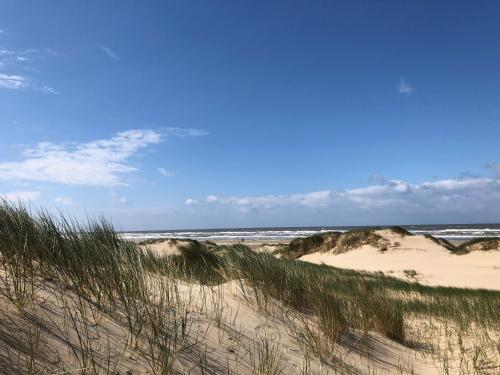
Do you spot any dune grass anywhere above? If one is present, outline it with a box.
[0,201,499,373]
[387,226,414,236]
[279,225,497,258]
[276,227,413,259]
[276,231,342,259]
[423,234,456,251]
[219,246,499,333]
[455,237,500,254]
[424,234,500,255]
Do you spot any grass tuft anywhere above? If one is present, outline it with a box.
[424,234,456,251]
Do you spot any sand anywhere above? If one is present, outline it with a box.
[141,239,194,257]
[300,230,500,290]
[0,273,442,374]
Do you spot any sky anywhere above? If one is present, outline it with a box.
[0,1,499,230]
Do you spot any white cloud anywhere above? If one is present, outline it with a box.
[99,46,119,60]
[398,77,413,94]
[0,73,28,89]
[191,176,500,214]
[1,190,41,202]
[0,128,206,186]
[188,190,336,212]
[0,129,162,186]
[158,167,175,177]
[185,198,198,205]
[0,73,58,94]
[0,46,58,93]
[54,196,73,205]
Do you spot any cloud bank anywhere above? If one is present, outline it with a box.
[186,176,500,218]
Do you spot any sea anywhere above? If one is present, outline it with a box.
[121,223,500,242]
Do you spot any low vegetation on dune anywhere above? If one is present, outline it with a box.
[0,201,499,374]
[333,229,388,254]
[455,237,500,254]
[278,225,498,259]
[277,226,414,259]
[276,231,342,259]
[423,235,500,254]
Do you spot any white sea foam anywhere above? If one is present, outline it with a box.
[121,225,500,242]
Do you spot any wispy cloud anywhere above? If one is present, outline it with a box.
[164,127,209,137]
[0,73,28,89]
[158,168,175,177]
[112,192,128,204]
[99,45,119,60]
[368,173,386,184]
[0,48,36,66]
[35,84,59,94]
[398,77,413,94]
[0,128,206,186]
[185,198,198,205]
[0,73,58,94]
[0,129,161,186]
[1,190,41,202]
[0,47,58,94]
[54,196,73,205]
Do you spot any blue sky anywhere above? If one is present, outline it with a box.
[0,1,499,230]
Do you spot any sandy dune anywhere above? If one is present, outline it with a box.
[300,230,500,290]
[140,239,194,257]
[0,275,443,374]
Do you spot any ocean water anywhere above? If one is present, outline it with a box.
[121,223,500,242]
